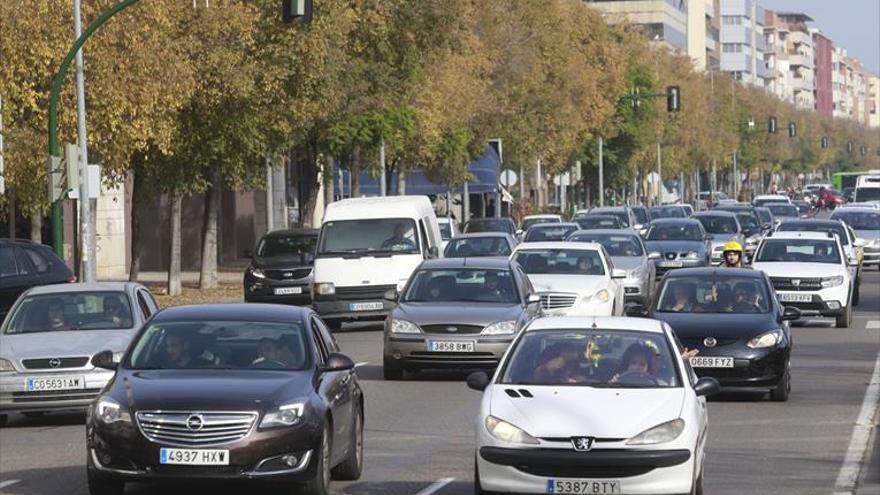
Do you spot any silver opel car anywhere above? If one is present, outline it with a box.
[0,282,157,425]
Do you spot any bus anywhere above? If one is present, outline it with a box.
[832,170,880,191]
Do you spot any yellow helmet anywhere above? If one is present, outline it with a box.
[723,240,743,253]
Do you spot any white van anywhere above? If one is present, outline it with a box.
[854,175,880,203]
[312,196,443,329]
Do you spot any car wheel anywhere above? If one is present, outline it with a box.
[770,360,791,402]
[326,320,344,332]
[690,466,705,495]
[852,281,860,306]
[835,304,852,328]
[0,414,7,427]
[331,405,363,481]
[300,425,331,495]
[383,358,404,381]
[87,456,125,495]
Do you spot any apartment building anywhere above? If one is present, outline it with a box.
[812,31,834,118]
[719,0,770,89]
[764,11,815,111]
[870,76,880,129]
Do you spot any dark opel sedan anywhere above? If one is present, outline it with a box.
[85,304,363,495]
[627,268,799,401]
[383,257,541,380]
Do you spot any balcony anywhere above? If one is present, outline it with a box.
[790,30,811,46]
[788,52,813,68]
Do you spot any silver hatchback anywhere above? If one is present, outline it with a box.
[0,282,157,425]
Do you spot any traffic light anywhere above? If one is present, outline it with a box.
[821,136,829,149]
[666,86,680,112]
[281,0,312,24]
[788,122,796,138]
[768,116,777,134]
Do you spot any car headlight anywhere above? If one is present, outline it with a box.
[482,320,517,335]
[683,252,700,260]
[260,403,305,428]
[390,319,421,334]
[821,276,844,288]
[746,237,758,245]
[747,329,783,349]
[95,396,131,424]
[485,415,539,445]
[313,282,335,295]
[626,419,685,445]
[249,267,265,279]
[0,358,15,372]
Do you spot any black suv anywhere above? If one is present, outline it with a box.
[243,229,318,305]
[0,239,74,319]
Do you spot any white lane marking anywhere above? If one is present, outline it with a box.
[355,362,369,368]
[866,320,880,329]
[832,349,880,494]
[0,480,21,489]
[414,477,455,495]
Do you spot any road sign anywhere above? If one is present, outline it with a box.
[66,164,100,199]
[553,172,571,187]
[499,169,517,187]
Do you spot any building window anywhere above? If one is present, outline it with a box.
[722,15,742,25]
[723,43,743,53]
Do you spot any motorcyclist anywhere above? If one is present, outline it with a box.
[718,240,745,268]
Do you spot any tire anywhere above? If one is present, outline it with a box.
[300,425,331,495]
[835,304,852,328]
[769,360,791,402]
[383,358,404,381]
[326,320,344,332]
[690,467,704,495]
[852,280,860,306]
[331,406,363,481]
[0,414,7,427]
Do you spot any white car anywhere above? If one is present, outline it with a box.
[437,216,460,251]
[512,242,626,316]
[467,316,718,495]
[751,231,854,328]
[752,194,791,207]
[518,215,563,241]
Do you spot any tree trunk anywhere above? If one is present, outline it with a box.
[300,140,322,229]
[350,147,361,198]
[397,169,406,196]
[30,209,42,243]
[7,188,15,238]
[199,176,220,289]
[167,193,182,297]
[323,156,335,206]
[129,169,142,282]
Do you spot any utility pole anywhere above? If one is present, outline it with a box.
[733,150,738,200]
[379,140,386,196]
[0,96,5,195]
[598,137,604,207]
[74,0,95,282]
[656,142,662,205]
[265,153,274,231]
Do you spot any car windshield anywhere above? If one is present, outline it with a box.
[590,210,629,227]
[444,237,511,257]
[500,329,681,388]
[521,217,560,231]
[631,207,650,225]
[831,211,880,230]
[318,218,419,255]
[464,219,514,234]
[257,234,317,258]
[793,202,811,214]
[755,209,772,224]
[694,215,739,234]
[3,292,135,333]
[777,223,848,246]
[656,274,770,314]
[717,210,759,231]
[127,320,310,370]
[649,206,685,219]
[755,239,842,264]
[855,188,880,202]
[574,216,621,230]
[403,268,518,303]
[568,233,643,257]
[438,222,453,240]
[524,224,578,242]
[515,249,605,275]
[754,197,788,207]
[766,204,799,218]
[646,223,703,241]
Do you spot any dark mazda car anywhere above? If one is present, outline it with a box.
[383,257,541,380]
[0,239,75,319]
[243,229,318,305]
[627,268,799,401]
[85,304,363,495]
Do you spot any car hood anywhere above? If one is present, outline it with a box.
[314,254,422,288]
[652,312,777,339]
[750,262,845,278]
[116,369,314,412]
[609,257,644,273]
[527,274,610,294]
[855,229,880,242]
[644,240,705,253]
[488,386,684,439]
[0,329,136,360]
[253,256,312,270]
[393,303,523,326]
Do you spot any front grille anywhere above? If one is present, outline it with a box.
[771,277,821,291]
[540,293,578,310]
[664,252,678,260]
[10,388,102,403]
[679,337,740,348]
[264,268,311,280]
[22,357,90,370]
[333,285,396,301]
[515,464,654,478]
[136,411,258,447]
[421,325,484,335]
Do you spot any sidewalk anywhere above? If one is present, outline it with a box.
[856,423,879,495]
[104,271,243,285]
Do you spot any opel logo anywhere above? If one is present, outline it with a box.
[185,414,204,431]
[704,337,717,348]
[446,327,459,333]
[792,279,801,287]
[49,358,62,368]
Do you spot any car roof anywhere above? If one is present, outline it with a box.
[692,210,736,218]
[660,267,764,278]
[451,232,513,240]
[523,214,561,219]
[419,257,512,270]
[152,303,310,324]
[576,214,619,220]
[526,316,665,334]
[264,228,319,237]
[323,195,434,221]
[530,222,579,228]
[514,241,603,251]
[466,217,514,224]
[715,205,755,211]
[778,219,843,227]
[25,282,139,295]
[765,231,834,240]
[833,207,879,214]
[569,229,639,237]
[590,206,629,212]
[649,218,702,225]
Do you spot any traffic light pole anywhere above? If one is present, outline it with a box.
[47,0,142,258]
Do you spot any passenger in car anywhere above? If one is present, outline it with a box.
[532,343,589,384]
[252,338,287,368]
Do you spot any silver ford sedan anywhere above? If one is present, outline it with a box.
[0,282,158,425]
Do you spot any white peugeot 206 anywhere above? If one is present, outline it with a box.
[467,316,719,495]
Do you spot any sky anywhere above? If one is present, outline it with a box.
[757,0,880,75]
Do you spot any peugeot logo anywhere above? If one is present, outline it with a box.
[792,279,801,287]
[185,414,204,431]
[446,327,459,333]
[48,358,62,368]
[704,337,717,348]
[571,436,595,452]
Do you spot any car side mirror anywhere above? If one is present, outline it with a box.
[322,353,355,372]
[91,350,117,370]
[466,371,490,392]
[781,306,801,321]
[624,303,649,318]
[242,249,253,259]
[854,238,867,248]
[633,224,643,231]
[527,293,541,305]
[516,229,523,236]
[763,223,772,230]
[427,246,440,259]
[611,268,627,279]
[693,377,720,397]
[648,252,661,260]
[383,289,399,302]
[704,234,714,241]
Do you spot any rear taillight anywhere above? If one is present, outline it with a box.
[68,276,77,283]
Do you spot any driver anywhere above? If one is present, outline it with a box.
[610,343,658,384]
[381,223,416,251]
[732,283,760,312]
[576,256,594,274]
[46,299,71,331]
[161,333,212,368]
